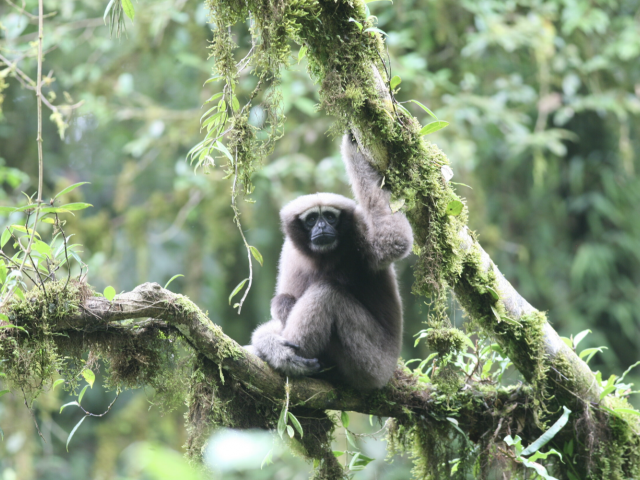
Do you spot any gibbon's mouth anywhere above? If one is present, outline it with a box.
[311,233,336,246]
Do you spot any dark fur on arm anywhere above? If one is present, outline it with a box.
[271,294,297,323]
[341,134,413,268]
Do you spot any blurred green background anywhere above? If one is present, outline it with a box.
[0,0,638,478]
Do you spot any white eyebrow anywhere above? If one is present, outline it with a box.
[299,206,321,222]
[320,206,341,217]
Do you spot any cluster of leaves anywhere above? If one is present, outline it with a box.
[0,182,91,305]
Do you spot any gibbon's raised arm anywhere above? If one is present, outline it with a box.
[341,134,413,270]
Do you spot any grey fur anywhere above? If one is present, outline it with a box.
[248,134,413,389]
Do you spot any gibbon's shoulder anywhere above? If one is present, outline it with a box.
[279,193,356,225]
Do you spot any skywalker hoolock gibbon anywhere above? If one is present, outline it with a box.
[247,133,413,390]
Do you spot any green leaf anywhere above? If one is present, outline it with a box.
[66,415,87,451]
[599,385,616,400]
[286,425,295,438]
[228,278,248,305]
[560,336,573,349]
[613,408,640,417]
[13,203,38,212]
[103,286,116,301]
[486,286,499,300]
[39,207,73,214]
[277,402,288,439]
[0,206,16,214]
[54,182,90,200]
[60,401,79,413]
[82,369,95,388]
[0,389,10,398]
[249,246,263,266]
[345,429,357,449]
[288,412,303,438]
[579,347,607,364]
[419,121,449,135]
[231,95,240,112]
[390,75,401,90]
[446,200,463,216]
[521,406,571,456]
[103,0,115,22]
[214,141,234,163]
[490,305,521,327]
[1,228,11,248]
[348,18,363,31]
[164,274,184,289]
[341,411,350,429]
[333,450,345,457]
[298,45,308,62]
[121,0,134,20]
[52,378,65,391]
[0,324,29,334]
[0,262,6,284]
[203,76,222,86]
[78,385,89,405]
[409,99,438,120]
[572,329,591,349]
[32,240,52,258]
[363,27,387,36]
[58,202,92,211]
[41,218,55,224]
[349,452,374,471]
[260,448,273,469]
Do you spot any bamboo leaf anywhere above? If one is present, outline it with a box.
[249,246,263,266]
[228,278,248,305]
[54,182,90,200]
[121,0,134,20]
[288,412,303,438]
[58,202,92,211]
[341,411,350,429]
[66,416,87,451]
[78,385,89,405]
[60,401,79,414]
[409,99,438,120]
[277,402,288,439]
[419,121,449,135]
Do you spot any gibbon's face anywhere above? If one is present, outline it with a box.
[299,206,341,253]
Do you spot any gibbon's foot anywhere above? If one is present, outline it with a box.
[250,332,322,377]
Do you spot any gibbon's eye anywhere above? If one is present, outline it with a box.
[304,213,319,228]
[323,212,337,225]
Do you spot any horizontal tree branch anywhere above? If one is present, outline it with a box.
[55,282,533,428]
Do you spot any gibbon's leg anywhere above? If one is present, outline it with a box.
[283,283,400,390]
[341,134,413,269]
[250,319,321,377]
[270,293,297,323]
[330,290,400,390]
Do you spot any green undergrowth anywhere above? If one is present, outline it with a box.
[0,280,187,413]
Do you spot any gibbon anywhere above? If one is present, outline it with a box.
[247,133,413,389]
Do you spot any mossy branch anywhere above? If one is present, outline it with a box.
[41,282,529,421]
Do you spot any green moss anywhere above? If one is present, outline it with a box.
[426,327,466,354]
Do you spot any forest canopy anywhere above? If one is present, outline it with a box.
[0,0,639,479]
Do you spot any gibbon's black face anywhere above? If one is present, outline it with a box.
[299,206,341,252]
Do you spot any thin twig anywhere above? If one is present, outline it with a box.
[231,147,254,314]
